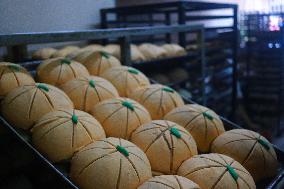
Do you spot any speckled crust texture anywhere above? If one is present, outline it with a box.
[70,137,152,189]
[101,66,150,97]
[32,109,106,162]
[0,62,35,98]
[36,57,89,86]
[211,129,278,181]
[138,175,200,189]
[91,97,151,139]
[164,104,225,153]
[130,84,184,119]
[73,50,121,76]
[131,120,198,175]
[177,153,256,189]
[60,76,119,112]
[1,83,74,130]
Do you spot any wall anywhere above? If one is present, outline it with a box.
[0,0,114,33]
[0,0,115,60]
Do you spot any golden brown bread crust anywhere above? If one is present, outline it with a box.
[73,50,121,76]
[177,153,256,189]
[138,43,168,60]
[138,175,200,189]
[51,46,80,58]
[161,44,187,57]
[70,137,152,189]
[90,97,151,139]
[131,120,198,175]
[36,57,89,86]
[103,44,121,60]
[0,62,35,98]
[32,109,106,162]
[164,104,225,153]
[60,76,119,112]
[101,66,150,97]
[211,129,278,181]
[130,84,184,119]
[32,48,57,60]
[1,83,74,130]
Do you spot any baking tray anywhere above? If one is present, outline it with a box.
[0,60,283,189]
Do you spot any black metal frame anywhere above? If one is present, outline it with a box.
[100,1,238,119]
[0,24,284,188]
[241,12,284,135]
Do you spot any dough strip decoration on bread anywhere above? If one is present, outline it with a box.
[61,59,71,65]
[226,164,239,181]
[8,64,20,71]
[257,138,270,150]
[170,127,181,138]
[162,87,174,93]
[202,111,214,121]
[89,79,96,88]
[100,51,110,59]
[36,83,49,92]
[122,100,135,111]
[116,145,129,157]
[72,114,78,124]
[128,68,139,75]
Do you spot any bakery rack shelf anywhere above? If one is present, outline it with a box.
[101,1,238,118]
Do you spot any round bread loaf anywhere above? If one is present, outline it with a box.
[60,76,119,112]
[138,175,200,189]
[51,46,80,58]
[73,50,121,76]
[32,109,105,162]
[131,120,198,175]
[138,43,167,60]
[36,58,89,86]
[162,44,187,57]
[131,45,146,62]
[178,153,256,189]
[211,129,278,181]
[70,137,152,189]
[0,63,35,98]
[164,104,225,152]
[81,44,104,52]
[32,48,57,59]
[101,66,150,97]
[103,44,121,60]
[130,84,184,119]
[91,97,151,139]
[1,83,73,130]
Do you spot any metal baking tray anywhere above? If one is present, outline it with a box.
[0,60,283,189]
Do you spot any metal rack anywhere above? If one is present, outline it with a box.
[0,25,284,189]
[100,1,238,118]
[242,12,284,135]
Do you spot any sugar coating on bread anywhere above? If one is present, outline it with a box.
[101,66,150,97]
[0,62,35,98]
[36,58,89,86]
[130,84,184,119]
[164,104,225,152]
[1,83,74,130]
[178,153,256,189]
[70,137,152,189]
[60,76,119,112]
[211,129,278,181]
[32,109,106,162]
[138,175,200,189]
[131,120,198,175]
[91,97,151,139]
